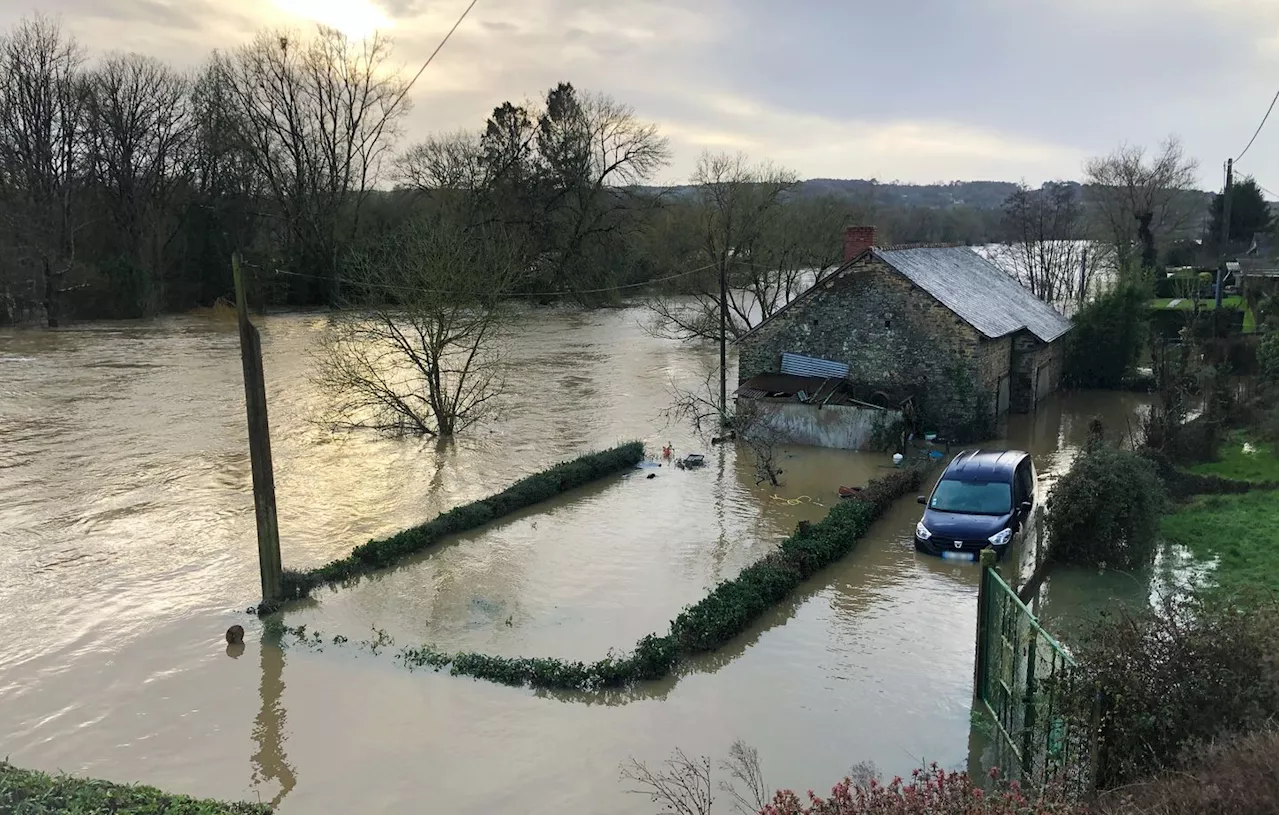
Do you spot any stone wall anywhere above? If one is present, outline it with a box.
[737,260,1004,440]
[1009,331,1065,413]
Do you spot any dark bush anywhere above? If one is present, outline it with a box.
[1063,281,1149,389]
[1059,592,1279,790]
[1045,446,1165,569]
[282,442,644,601]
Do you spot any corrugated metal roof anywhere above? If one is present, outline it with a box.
[873,247,1072,342]
[780,352,850,379]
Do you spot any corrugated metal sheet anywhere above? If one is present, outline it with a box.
[874,247,1073,343]
[780,352,850,379]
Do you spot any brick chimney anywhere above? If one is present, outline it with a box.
[843,226,876,263]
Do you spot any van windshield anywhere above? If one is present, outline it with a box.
[929,479,1012,515]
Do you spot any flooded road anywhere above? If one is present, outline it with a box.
[0,309,1150,813]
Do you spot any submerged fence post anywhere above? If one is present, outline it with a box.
[232,253,282,605]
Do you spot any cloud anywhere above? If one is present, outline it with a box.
[0,0,1274,191]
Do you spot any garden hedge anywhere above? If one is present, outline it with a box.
[395,465,926,690]
[0,762,272,814]
[273,442,644,607]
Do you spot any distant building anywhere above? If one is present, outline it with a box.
[736,226,1073,443]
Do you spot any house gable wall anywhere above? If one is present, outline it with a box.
[737,259,1004,438]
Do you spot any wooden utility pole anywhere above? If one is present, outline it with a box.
[232,253,283,604]
[1216,158,1234,311]
[718,255,729,425]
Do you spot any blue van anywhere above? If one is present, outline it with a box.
[913,449,1035,561]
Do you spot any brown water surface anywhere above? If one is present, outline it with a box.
[0,309,1151,813]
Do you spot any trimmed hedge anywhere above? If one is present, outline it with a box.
[395,465,925,690]
[274,442,644,606]
[0,761,272,814]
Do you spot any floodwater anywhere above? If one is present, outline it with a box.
[0,308,1152,813]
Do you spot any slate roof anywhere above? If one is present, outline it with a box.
[873,246,1073,342]
[738,245,1072,344]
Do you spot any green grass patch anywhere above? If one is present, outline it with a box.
[274,442,644,608]
[1185,429,1278,484]
[1150,296,1243,311]
[0,762,271,814]
[1161,489,1279,593]
[384,467,926,690]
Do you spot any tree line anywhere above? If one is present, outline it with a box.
[0,13,1047,329]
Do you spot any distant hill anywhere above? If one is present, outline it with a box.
[634,180,1062,210]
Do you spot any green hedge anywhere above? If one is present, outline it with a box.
[396,465,925,690]
[274,442,644,606]
[0,761,272,814]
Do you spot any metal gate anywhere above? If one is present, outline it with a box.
[975,563,1094,792]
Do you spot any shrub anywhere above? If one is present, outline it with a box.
[1056,592,1278,790]
[274,442,643,605]
[1045,446,1165,569]
[1063,281,1149,389]
[1093,729,1278,815]
[0,761,272,814]
[760,764,1081,815]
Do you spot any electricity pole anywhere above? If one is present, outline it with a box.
[719,253,728,425]
[1216,158,1234,311]
[232,253,283,605]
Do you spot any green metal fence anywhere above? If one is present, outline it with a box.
[974,558,1095,792]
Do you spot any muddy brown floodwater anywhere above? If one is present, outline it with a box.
[0,308,1153,814]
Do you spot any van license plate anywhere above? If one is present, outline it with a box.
[941,550,976,562]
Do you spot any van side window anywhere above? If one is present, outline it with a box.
[1016,460,1033,505]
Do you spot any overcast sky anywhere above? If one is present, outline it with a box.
[2,0,1276,194]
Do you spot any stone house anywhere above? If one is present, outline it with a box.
[736,226,1073,442]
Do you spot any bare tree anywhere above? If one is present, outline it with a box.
[0,15,90,327]
[215,26,411,302]
[85,52,193,313]
[662,369,783,487]
[735,397,784,488]
[649,152,805,342]
[1084,137,1199,272]
[313,215,521,436]
[394,129,486,192]
[992,181,1106,309]
[621,741,769,815]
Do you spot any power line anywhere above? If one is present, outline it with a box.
[388,0,480,114]
[1235,90,1278,163]
[267,262,719,298]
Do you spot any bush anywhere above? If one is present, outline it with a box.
[760,764,1081,814]
[0,761,272,814]
[399,465,926,690]
[1045,446,1165,569]
[275,442,644,604]
[1063,281,1149,389]
[1057,592,1278,790]
[1093,729,1278,815]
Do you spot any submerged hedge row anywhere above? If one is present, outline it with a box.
[275,442,645,605]
[396,465,925,690]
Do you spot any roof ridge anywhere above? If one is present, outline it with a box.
[878,242,971,251]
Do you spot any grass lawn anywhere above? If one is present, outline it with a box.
[1161,490,1279,592]
[1149,295,1244,311]
[0,762,271,815]
[1185,429,1279,483]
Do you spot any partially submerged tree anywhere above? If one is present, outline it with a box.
[1084,137,1199,271]
[313,216,522,436]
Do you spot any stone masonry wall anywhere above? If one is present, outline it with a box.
[737,259,1007,440]
[1009,332,1064,413]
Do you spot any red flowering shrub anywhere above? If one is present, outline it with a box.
[760,765,1082,815]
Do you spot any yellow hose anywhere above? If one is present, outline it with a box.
[770,494,823,507]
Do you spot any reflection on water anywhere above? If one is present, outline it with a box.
[251,638,295,809]
[0,309,1153,813]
